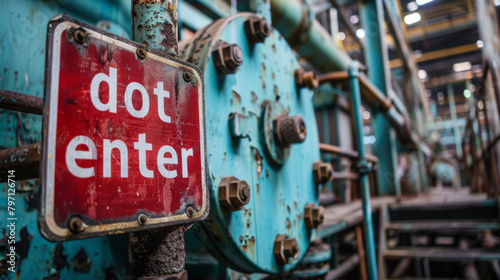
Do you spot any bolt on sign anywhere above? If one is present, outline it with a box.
[40,15,208,241]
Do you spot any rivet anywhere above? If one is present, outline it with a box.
[186,205,195,218]
[137,213,148,226]
[136,47,147,60]
[68,216,84,233]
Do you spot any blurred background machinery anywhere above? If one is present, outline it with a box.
[2,0,500,279]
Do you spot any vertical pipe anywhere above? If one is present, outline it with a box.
[132,0,178,56]
[360,0,400,196]
[349,62,378,280]
[447,84,463,157]
[129,2,187,279]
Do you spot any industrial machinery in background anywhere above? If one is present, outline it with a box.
[2,0,500,279]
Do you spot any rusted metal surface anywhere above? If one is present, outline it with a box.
[129,226,188,277]
[319,71,349,83]
[355,225,368,280]
[331,172,359,180]
[0,142,40,182]
[132,0,178,55]
[319,143,379,164]
[0,89,43,115]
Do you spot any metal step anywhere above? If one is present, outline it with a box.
[384,247,500,261]
[386,220,500,232]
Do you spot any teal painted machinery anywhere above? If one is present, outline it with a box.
[180,13,324,273]
[0,0,328,278]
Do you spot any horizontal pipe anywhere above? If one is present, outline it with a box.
[319,143,378,164]
[319,71,349,83]
[332,172,359,180]
[0,89,43,114]
[270,0,351,72]
[0,142,41,182]
[358,74,392,111]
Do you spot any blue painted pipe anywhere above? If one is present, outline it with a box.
[349,62,378,280]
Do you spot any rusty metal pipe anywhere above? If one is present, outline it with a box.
[0,89,43,115]
[132,0,178,56]
[332,172,359,180]
[0,142,41,182]
[319,143,379,164]
[129,226,188,279]
[129,1,188,279]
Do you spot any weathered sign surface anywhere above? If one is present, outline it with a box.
[41,16,207,241]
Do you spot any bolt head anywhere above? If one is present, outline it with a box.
[274,115,307,148]
[245,15,271,43]
[212,42,243,74]
[304,203,325,229]
[219,176,251,211]
[313,161,334,185]
[295,69,319,90]
[274,234,299,264]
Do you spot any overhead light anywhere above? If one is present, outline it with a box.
[350,14,359,24]
[356,28,365,39]
[418,69,427,79]
[495,0,500,6]
[363,110,371,120]
[404,12,421,25]
[412,50,423,59]
[337,32,346,41]
[478,100,484,110]
[453,61,472,72]
[407,1,419,11]
[463,89,472,99]
[476,40,484,48]
[416,0,433,5]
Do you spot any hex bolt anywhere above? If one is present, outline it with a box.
[212,42,243,74]
[313,161,334,185]
[274,234,299,264]
[219,176,251,211]
[73,29,87,44]
[273,115,307,148]
[185,205,195,218]
[136,47,147,60]
[304,203,325,229]
[137,213,148,226]
[295,69,319,90]
[68,216,84,233]
[245,15,271,43]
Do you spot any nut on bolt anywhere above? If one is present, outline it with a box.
[219,176,251,211]
[295,69,319,90]
[69,216,84,233]
[304,203,325,229]
[313,161,334,185]
[245,15,271,43]
[274,234,299,264]
[273,115,307,148]
[212,42,243,74]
